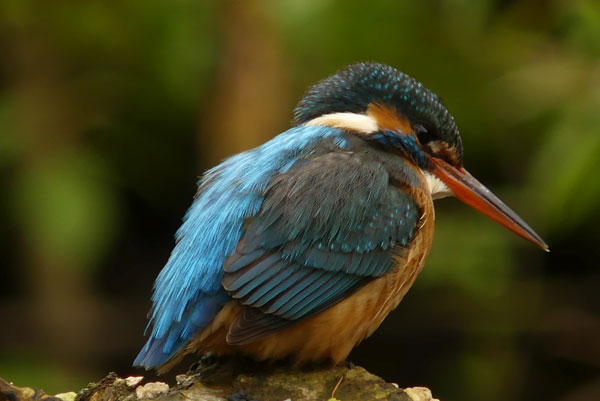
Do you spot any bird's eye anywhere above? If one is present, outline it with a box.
[413,123,460,165]
[413,123,435,145]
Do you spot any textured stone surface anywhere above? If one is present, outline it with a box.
[0,357,439,401]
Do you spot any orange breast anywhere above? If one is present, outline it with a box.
[161,173,435,373]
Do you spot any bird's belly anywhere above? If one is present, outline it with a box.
[186,196,435,364]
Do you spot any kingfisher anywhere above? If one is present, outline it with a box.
[134,62,548,372]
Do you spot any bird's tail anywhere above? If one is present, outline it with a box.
[133,290,229,371]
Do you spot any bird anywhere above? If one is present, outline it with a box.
[133,62,548,373]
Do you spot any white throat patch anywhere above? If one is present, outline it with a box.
[305,112,379,134]
[422,170,453,199]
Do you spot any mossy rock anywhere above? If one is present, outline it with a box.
[1,357,437,401]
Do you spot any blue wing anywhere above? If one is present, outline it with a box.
[222,149,420,344]
[133,125,352,369]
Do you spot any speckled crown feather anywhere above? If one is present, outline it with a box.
[293,62,463,164]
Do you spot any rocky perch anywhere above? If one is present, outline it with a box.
[0,357,439,401]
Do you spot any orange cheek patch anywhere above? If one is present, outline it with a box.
[367,103,414,134]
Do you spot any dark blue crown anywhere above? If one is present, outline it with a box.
[294,62,463,164]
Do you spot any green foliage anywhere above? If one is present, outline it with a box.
[12,148,117,271]
[0,352,88,394]
[419,210,514,299]
[531,79,600,232]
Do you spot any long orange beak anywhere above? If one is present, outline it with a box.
[431,157,549,251]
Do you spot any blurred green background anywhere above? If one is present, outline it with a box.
[1,1,599,400]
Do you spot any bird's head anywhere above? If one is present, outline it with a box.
[294,62,548,251]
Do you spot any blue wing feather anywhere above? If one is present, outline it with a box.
[244,263,295,304]
[223,148,421,343]
[134,125,351,369]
